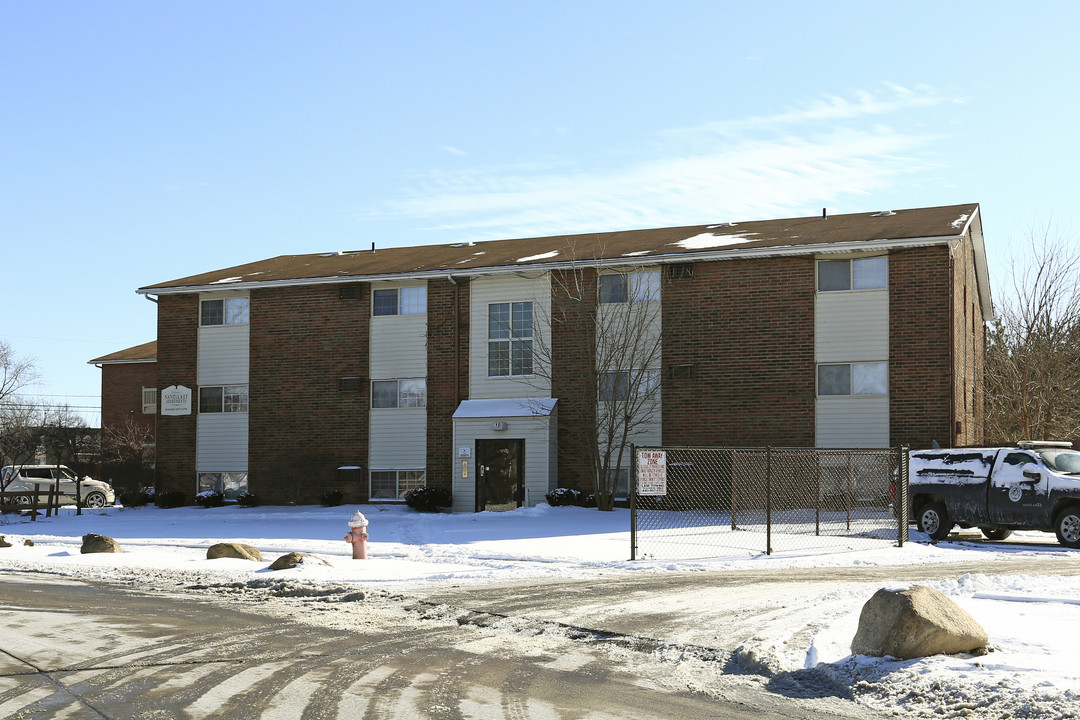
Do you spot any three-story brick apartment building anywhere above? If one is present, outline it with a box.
[128,203,990,511]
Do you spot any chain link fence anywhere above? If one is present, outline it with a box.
[630,446,909,559]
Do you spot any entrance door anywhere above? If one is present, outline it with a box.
[476,439,524,512]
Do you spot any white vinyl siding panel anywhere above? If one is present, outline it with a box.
[815,396,890,447]
[815,291,888,363]
[196,414,249,470]
[370,313,427,379]
[469,275,551,399]
[198,325,250,385]
[369,409,427,467]
[452,412,557,512]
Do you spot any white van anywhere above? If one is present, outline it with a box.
[0,465,115,508]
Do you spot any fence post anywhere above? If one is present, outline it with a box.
[30,483,40,522]
[730,450,738,531]
[766,447,773,556]
[898,445,909,547]
[630,444,637,561]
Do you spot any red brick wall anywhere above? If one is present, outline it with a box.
[248,284,369,504]
[550,268,599,493]
[155,294,198,496]
[889,247,954,448]
[100,361,157,440]
[662,257,816,446]
[426,278,470,493]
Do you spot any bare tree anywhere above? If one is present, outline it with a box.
[0,341,38,405]
[41,404,97,474]
[530,258,664,511]
[100,415,156,491]
[985,220,1080,443]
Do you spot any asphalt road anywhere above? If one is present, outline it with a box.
[0,572,872,720]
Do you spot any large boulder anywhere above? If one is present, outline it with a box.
[81,533,122,554]
[207,543,264,561]
[268,552,333,571]
[851,585,988,660]
[0,536,11,548]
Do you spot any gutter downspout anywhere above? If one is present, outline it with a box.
[948,250,957,447]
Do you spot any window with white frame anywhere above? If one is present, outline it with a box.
[372,286,427,316]
[142,387,157,414]
[200,297,249,326]
[598,369,661,402]
[370,469,426,499]
[817,257,887,292]
[488,302,533,376]
[198,385,249,413]
[817,362,888,396]
[599,271,660,303]
[371,379,427,408]
[197,472,248,500]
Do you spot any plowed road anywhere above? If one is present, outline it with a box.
[0,571,871,720]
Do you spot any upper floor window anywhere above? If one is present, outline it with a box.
[201,297,249,326]
[373,286,426,316]
[199,385,249,413]
[817,257,887,292]
[488,302,533,377]
[817,362,887,396]
[598,369,660,402]
[599,271,660,303]
[371,379,427,408]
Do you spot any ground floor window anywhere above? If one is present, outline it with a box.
[198,472,248,500]
[370,469,426,500]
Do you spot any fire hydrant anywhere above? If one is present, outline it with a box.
[344,510,369,559]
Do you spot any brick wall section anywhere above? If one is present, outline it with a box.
[952,231,987,445]
[549,268,599,493]
[100,361,157,440]
[889,247,954,448]
[248,284,369,504]
[155,294,198,495]
[662,257,816,446]
[426,278,470,494]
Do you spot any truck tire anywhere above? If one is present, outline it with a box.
[979,527,1013,541]
[916,502,952,541]
[1055,506,1080,549]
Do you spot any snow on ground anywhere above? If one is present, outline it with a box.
[2,502,1080,717]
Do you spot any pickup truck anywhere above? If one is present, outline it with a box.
[909,441,1080,547]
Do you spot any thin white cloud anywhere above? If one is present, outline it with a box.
[443,146,468,156]
[361,85,950,239]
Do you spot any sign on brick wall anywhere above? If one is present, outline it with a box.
[160,385,192,416]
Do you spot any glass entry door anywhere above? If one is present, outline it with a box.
[476,439,524,512]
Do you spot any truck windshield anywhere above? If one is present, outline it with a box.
[1037,450,1080,475]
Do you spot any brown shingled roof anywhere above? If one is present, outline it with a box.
[139,203,979,293]
[89,340,157,365]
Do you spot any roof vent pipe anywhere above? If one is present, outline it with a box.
[822,208,828,220]
[371,242,375,253]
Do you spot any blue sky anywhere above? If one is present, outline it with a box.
[2,1,1078,423]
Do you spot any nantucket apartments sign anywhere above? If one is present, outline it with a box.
[160,385,192,416]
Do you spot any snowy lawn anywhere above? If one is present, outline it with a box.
[2,501,1079,716]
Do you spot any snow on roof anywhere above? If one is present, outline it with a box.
[674,232,758,250]
[517,250,559,263]
[210,276,244,284]
[453,397,557,418]
[951,214,970,229]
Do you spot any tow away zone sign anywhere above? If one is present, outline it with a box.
[635,449,667,496]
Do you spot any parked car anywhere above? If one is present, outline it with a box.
[908,441,1080,547]
[0,465,115,508]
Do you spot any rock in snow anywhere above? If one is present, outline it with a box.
[81,533,122,554]
[206,542,264,561]
[851,585,988,660]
